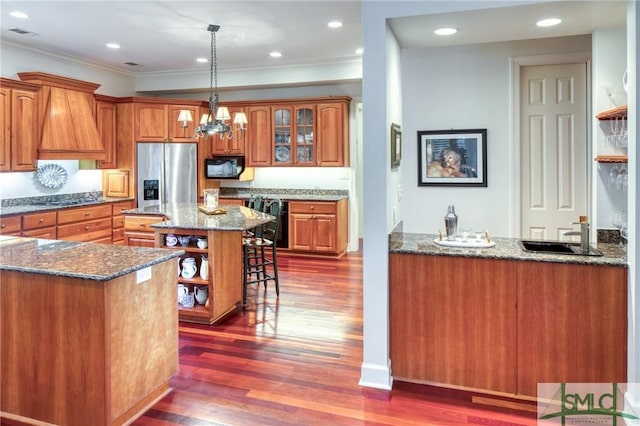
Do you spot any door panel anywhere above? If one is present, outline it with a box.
[520,63,588,241]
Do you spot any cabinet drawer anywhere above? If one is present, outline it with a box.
[22,211,57,230]
[112,215,125,229]
[289,201,336,215]
[58,217,112,241]
[22,226,56,239]
[0,216,21,234]
[112,200,135,214]
[124,215,165,232]
[58,204,112,225]
[112,227,125,242]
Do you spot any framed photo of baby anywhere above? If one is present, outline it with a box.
[417,128,487,187]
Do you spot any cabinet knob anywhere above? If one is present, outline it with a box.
[1,224,5,229]
[310,206,315,210]
[85,226,90,230]
[85,212,90,216]
[39,218,45,223]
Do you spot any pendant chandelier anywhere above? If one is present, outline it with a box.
[187,24,247,140]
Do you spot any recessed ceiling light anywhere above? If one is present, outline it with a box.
[355,48,364,55]
[196,57,208,63]
[106,43,120,49]
[434,27,458,36]
[536,18,562,27]
[328,21,343,29]
[10,11,29,19]
[270,51,282,58]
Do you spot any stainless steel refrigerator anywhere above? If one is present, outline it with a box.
[136,142,198,208]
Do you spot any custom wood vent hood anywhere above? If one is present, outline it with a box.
[17,72,106,160]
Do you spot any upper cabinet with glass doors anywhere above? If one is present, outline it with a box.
[273,104,315,166]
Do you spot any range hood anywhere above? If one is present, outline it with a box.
[18,72,106,160]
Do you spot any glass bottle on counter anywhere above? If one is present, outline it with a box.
[444,205,458,241]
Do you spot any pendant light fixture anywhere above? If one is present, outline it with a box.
[190,24,248,140]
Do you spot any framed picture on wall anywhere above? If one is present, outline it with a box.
[417,129,487,187]
[391,123,401,169]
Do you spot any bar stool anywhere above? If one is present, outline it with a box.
[243,198,282,305]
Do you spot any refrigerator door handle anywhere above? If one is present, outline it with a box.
[159,145,165,205]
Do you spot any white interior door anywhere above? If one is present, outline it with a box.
[520,63,588,241]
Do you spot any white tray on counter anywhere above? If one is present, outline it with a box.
[433,238,496,249]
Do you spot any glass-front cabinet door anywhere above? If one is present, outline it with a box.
[272,104,315,165]
[273,107,292,165]
[295,106,314,164]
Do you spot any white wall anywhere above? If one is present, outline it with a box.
[592,28,628,230]
[1,42,135,96]
[0,160,102,200]
[400,35,591,238]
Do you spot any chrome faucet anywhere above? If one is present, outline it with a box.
[564,216,590,254]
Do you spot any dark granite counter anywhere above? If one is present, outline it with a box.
[220,187,348,201]
[0,235,183,280]
[0,196,134,216]
[122,203,274,232]
[389,232,627,267]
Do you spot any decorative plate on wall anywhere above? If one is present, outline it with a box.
[36,163,68,189]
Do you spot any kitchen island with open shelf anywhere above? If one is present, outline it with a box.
[122,203,274,324]
[0,236,182,426]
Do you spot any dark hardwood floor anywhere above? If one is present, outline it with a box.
[133,251,538,426]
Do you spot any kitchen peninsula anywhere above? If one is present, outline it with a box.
[122,203,274,324]
[389,231,627,401]
[0,236,182,426]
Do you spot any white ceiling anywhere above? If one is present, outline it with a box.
[0,1,627,77]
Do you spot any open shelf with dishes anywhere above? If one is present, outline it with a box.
[155,227,243,324]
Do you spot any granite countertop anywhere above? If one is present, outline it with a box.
[0,196,135,216]
[219,188,348,201]
[0,235,183,281]
[122,203,275,232]
[389,232,627,267]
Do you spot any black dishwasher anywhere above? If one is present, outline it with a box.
[244,198,288,249]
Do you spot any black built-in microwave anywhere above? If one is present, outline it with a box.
[204,156,245,179]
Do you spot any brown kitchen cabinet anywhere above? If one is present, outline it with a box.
[21,211,57,239]
[516,261,627,397]
[389,253,627,399]
[0,78,40,172]
[288,199,348,256]
[390,254,517,394]
[0,216,22,236]
[124,214,165,247]
[155,227,243,325]
[209,106,247,155]
[317,102,349,166]
[272,104,315,166]
[57,204,113,244]
[246,105,272,166]
[134,102,200,142]
[111,200,136,245]
[95,95,118,168]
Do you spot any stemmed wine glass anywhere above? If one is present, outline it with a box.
[612,211,628,247]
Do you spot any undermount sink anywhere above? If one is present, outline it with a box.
[519,240,603,257]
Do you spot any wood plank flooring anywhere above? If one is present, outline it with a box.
[133,251,538,426]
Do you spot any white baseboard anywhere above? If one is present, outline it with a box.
[625,390,640,425]
[359,361,393,390]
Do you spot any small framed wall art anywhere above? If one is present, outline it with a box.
[391,123,401,169]
[417,128,487,187]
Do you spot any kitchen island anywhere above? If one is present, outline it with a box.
[122,203,274,324]
[389,231,627,401]
[0,236,183,426]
